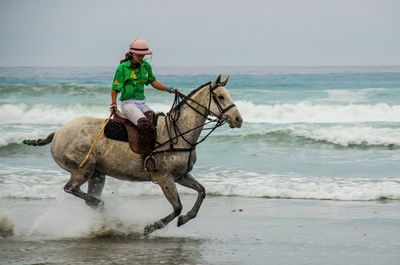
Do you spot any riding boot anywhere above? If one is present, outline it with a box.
[144,111,156,151]
[137,117,157,171]
[143,111,155,124]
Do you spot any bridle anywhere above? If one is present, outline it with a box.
[152,82,236,154]
[179,82,236,122]
[208,85,237,119]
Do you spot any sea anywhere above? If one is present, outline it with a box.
[1,66,400,203]
[2,66,400,264]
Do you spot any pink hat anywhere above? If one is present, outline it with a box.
[129,38,153,55]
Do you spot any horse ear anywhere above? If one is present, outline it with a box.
[215,74,222,85]
[222,76,229,86]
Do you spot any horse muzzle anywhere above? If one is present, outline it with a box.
[223,113,243,128]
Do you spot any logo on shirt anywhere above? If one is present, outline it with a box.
[130,71,137,79]
[113,80,119,85]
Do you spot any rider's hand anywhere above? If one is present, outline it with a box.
[110,102,117,114]
[167,86,179,94]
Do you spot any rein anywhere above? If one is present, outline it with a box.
[152,83,235,155]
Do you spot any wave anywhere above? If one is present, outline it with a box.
[202,170,400,201]
[236,101,400,123]
[2,102,400,148]
[1,166,399,201]
[0,83,110,97]
[3,126,398,150]
[213,126,400,147]
[2,101,400,127]
[0,103,172,126]
[0,104,106,125]
[326,88,387,102]
[0,127,56,148]
[288,126,400,147]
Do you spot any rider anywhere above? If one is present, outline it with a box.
[110,38,177,169]
[110,38,177,123]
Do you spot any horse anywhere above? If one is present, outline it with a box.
[24,75,243,235]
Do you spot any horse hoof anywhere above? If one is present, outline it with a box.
[85,199,104,209]
[144,224,157,236]
[144,221,164,235]
[177,216,184,227]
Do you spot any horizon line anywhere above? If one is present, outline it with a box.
[1,64,400,68]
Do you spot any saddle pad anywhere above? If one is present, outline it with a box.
[104,120,130,143]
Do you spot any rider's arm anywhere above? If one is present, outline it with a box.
[111,90,118,105]
[151,80,178,94]
[151,80,174,93]
[111,65,123,109]
[146,63,177,93]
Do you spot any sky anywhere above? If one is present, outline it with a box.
[0,0,399,67]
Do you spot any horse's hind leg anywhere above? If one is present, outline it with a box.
[87,170,106,201]
[64,167,104,208]
[144,176,182,235]
[176,173,206,226]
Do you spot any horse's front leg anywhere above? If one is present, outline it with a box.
[176,173,206,226]
[144,175,182,235]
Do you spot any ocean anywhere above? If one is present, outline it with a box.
[1,66,400,265]
[1,66,400,202]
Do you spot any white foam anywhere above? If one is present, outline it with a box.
[0,165,161,200]
[2,101,400,126]
[0,166,67,199]
[213,124,400,147]
[24,196,167,239]
[0,103,172,125]
[0,127,56,147]
[201,170,400,201]
[1,166,399,201]
[26,198,149,239]
[0,104,106,125]
[291,126,400,147]
[236,101,400,123]
[326,88,384,103]
[0,215,14,238]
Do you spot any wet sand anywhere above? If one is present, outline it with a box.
[1,196,400,265]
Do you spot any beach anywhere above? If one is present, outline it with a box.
[2,0,400,263]
[1,195,400,265]
[1,66,400,264]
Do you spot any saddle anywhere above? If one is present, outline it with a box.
[104,109,159,170]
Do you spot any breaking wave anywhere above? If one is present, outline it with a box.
[213,126,400,148]
[237,101,400,123]
[1,166,399,201]
[2,101,400,126]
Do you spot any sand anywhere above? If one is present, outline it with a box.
[1,195,400,265]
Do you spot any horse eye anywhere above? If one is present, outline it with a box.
[217,94,225,100]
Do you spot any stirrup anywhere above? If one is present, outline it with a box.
[144,154,158,171]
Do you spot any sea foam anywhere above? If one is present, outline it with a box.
[2,101,400,149]
[2,101,400,126]
[1,166,399,201]
[214,125,400,147]
[236,101,400,123]
[0,103,171,125]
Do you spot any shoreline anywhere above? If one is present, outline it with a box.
[1,196,400,265]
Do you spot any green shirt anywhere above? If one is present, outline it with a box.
[111,60,156,101]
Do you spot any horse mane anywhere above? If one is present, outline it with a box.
[172,81,212,111]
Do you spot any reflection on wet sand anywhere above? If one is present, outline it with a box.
[0,235,209,265]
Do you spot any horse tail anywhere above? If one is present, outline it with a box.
[23,132,55,146]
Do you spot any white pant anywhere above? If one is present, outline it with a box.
[120,100,153,125]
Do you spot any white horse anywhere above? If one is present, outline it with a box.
[25,75,243,234]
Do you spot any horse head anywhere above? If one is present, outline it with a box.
[208,74,243,128]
